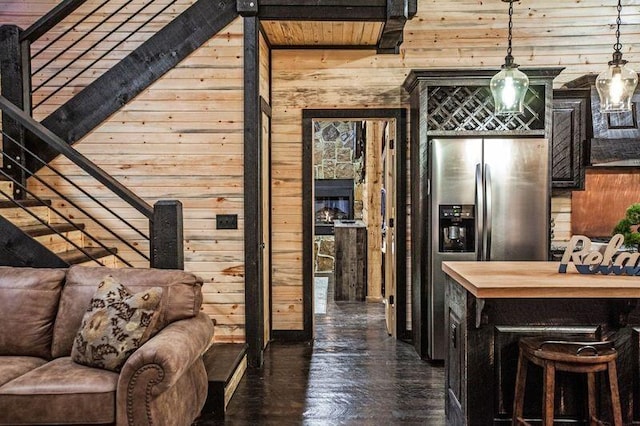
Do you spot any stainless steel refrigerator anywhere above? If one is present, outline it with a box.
[427,138,550,360]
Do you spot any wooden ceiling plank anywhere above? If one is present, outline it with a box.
[333,21,345,45]
[311,22,323,46]
[258,6,386,22]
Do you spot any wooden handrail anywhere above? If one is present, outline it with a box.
[0,95,154,219]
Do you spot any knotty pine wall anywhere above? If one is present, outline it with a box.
[4,0,640,336]
[270,0,640,331]
[1,3,246,342]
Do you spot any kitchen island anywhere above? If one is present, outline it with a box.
[442,261,640,425]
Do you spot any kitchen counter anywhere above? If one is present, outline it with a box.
[442,261,640,298]
[442,261,640,425]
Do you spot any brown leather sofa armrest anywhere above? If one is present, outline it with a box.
[116,312,214,424]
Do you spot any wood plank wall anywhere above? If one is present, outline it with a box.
[12,0,197,118]
[1,3,246,342]
[4,0,640,336]
[270,0,640,332]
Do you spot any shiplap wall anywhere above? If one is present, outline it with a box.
[1,3,246,342]
[10,0,198,117]
[4,0,640,336]
[269,0,640,331]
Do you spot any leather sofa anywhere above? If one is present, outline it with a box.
[0,265,215,426]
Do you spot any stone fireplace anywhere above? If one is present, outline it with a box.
[313,120,363,273]
[315,178,354,235]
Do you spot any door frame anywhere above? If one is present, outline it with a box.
[301,108,408,340]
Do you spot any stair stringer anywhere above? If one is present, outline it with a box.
[0,215,69,268]
[29,0,239,173]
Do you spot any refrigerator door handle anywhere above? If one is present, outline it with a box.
[484,164,492,261]
[475,163,484,261]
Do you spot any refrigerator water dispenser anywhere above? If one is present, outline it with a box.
[439,204,475,253]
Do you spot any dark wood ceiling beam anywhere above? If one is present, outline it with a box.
[256,1,386,20]
[33,0,238,172]
[258,6,386,21]
[260,0,384,6]
[377,0,409,54]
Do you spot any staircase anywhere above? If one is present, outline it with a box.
[0,179,118,268]
[0,0,239,269]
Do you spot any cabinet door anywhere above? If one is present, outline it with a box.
[552,98,587,189]
[592,90,640,139]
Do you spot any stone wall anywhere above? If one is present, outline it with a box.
[314,120,364,273]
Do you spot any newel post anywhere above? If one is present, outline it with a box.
[150,200,184,270]
[0,25,30,199]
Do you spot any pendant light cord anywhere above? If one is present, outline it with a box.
[507,1,513,60]
[504,0,516,67]
[614,0,623,53]
[610,0,626,65]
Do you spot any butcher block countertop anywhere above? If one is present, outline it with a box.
[442,261,640,299]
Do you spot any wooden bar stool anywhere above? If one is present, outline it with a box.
[512,336,622,426]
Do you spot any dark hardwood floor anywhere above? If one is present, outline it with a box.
[201,275,445,425]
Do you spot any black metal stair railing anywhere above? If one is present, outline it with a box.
[0,182,129,267]
[0,95,184,269]
[0,0,239,268]
[20,0,190,115]
[0,134,146,267]
[0,0,239,187]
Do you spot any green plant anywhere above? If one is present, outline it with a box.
[613,203,640,250]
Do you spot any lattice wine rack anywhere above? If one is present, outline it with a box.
[426,85,545,132]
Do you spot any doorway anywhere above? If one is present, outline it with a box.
[301,109,407,339]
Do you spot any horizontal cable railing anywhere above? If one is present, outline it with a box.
[0,109,148,267]
[22,0,192,116]
[0,176,132,267]
[0,135,148,266]
[0,95,184,269]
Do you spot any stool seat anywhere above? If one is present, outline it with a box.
[520,337,618,365]
[513,336,622,426]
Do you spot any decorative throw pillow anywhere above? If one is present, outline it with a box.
[71,275,162,372]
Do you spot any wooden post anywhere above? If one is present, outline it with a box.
[244,15,265,368]
[0,25,29,199]
[150,200,184,270]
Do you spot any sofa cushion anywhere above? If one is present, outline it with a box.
[71,275,162,372]
[52,265,203,358]
[0,357,118,425]
[0,266,66,359]
[0,356,47,388]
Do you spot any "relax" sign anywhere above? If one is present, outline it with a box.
[558,234,639,275]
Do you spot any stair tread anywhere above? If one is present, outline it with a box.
[58,247,118,265]
[203,343,248,384]
[22,223,86,237]
[0,199,52,209]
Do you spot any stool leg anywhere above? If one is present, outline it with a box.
[587,372,597,426]
[607,360,623,426]
[542,361,555,426]
[512,352,528,425]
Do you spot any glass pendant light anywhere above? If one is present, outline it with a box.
[490,0,529,115]
[596,0,638,113]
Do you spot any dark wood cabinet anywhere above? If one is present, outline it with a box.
[444,275,640,425]
[560,74,640,166]
[551,89,591,190]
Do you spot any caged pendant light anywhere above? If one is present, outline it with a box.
[490,0,529,115]
[596,0,638,113]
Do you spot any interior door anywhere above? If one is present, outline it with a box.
[383,121,397,336]
[261,109,271,347]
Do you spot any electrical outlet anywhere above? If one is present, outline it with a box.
[216,214,238,230]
